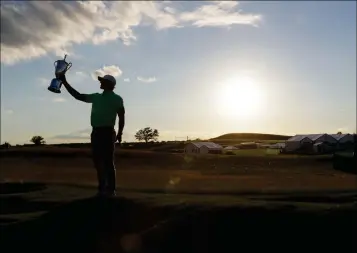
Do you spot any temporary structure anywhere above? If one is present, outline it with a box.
[285,135,313,152]
[223,146,238,151]
[184,142,223,154]
[330,134,354,144]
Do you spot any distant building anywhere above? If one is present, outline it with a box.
[305,134,338,145]
[239,142,258,149]
[184,142,223,154]
[285,135,313,152]
[331,133,354,150]
[313,142,334,153]
[269,143,286,149]
[223,146,238,151]
[330,134,354,144]
[285,133,353,153]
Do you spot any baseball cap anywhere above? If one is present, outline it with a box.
[98,74,116,85]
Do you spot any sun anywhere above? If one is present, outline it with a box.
[216,76,262,119]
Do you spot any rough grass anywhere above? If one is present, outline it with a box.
[0,147,355,193]
[1,146,356,253]
[1,183,356,253]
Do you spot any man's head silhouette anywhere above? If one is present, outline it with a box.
[98,74,116,91]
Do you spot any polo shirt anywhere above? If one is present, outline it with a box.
[86,91,124,127]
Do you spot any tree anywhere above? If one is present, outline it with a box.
[337,131,342,135]
[30,136,46,145]
[0,142,11,149]
[135,127,159,143]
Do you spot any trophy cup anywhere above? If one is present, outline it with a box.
[48,54,72,93]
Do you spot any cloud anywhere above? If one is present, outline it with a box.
[53,97,66,103]
[50,127,221,143]
[217,1,239,10]
[336,126,356,134]
[1,1,262,65]
[124,78,130,82]
[0,1,179,65]
[158,129,220,141]
[137,76,157,83]
[37,77,51,87]
[164,6,176,14]
[91,65,123,80]
[179,1,261,27]
[75,71,87,78]
[51,128,91,141]
[50,128,134,143]
[4,109,14,115]
[337,127,348,133]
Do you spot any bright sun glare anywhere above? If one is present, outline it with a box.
[217,76,262,119]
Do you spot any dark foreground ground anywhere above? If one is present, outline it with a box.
[1,182,356,253]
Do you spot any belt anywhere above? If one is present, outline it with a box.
[92,126,114,131]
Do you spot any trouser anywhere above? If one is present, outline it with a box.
[91,127,116,193]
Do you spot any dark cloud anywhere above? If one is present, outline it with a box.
[0,1,156,64]
[1,1,261,65]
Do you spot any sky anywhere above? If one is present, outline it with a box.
[1,1,356,145]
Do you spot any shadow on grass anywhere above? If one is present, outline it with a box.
[0,192,173,253]
[0,217,18,224]
[251,194,357,204]
[0,183,356,253]
[0,182,47,195]
[333,153,357,175]
[0,195,60,215]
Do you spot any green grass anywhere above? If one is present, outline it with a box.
[219,149,291,157]
[223,149,275,156]
[210,149,332,160]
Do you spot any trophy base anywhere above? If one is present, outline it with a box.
[48,87,61,93]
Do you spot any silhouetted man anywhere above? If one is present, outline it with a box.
[59,74,125,197]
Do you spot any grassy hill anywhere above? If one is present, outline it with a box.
[211,133,291,143]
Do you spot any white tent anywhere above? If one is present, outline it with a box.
[223,146,238,151]
[330,134,354,144]
[285,135,313,152]
[184,142,223,154]
[286,133,341,152]
[305,134,337,144]
[269,143,286,149]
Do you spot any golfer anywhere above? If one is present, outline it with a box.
[58,73,125,197]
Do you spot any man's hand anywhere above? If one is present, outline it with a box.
[58,74,67,85]
[116,132,122,143]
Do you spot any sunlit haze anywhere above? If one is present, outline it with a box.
[216,76,263,119]
[1,1,356,144]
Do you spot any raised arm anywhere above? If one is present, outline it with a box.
[59,74,92,103]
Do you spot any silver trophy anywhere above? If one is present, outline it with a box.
[48,54,72,93]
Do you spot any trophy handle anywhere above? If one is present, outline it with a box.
[64,54,67,61]
[54,60,58,67]
[67,62,72,71]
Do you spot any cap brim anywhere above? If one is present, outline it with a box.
[98,76,115,86]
